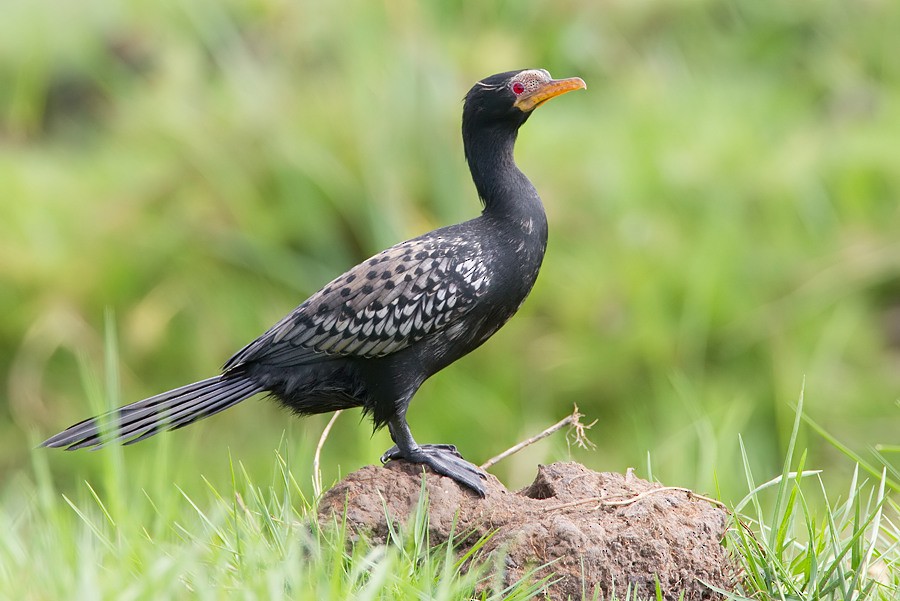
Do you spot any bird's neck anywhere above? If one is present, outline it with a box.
[464,126,546,225]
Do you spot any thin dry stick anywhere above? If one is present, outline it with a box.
[480,404,596,470]
[312,410,343,498]
[544,485,728,512]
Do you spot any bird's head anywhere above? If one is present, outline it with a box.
[463,69,586,132]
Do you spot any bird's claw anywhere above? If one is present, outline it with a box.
[380,443,486,497]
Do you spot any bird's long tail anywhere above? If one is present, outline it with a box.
[41,375,264,450]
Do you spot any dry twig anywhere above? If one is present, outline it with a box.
[313,410,343,498]
[480,404,596,470]
[544,485,728,512]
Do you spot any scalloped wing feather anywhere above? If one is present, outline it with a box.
[223,235,489,370]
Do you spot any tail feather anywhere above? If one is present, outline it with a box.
[51,377,222,445]
[120,379,261,446]
[41,376,263,450]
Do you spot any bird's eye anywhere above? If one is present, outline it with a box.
[511,82,525,95]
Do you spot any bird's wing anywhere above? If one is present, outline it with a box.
[223,234,490,370]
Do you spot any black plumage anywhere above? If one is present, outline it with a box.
[42,69,586,496]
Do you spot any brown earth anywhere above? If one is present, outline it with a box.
[317,461,736,600]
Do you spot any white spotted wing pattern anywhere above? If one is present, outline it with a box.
[223,234,490,370]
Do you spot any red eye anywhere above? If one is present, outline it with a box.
[511,82,525,95]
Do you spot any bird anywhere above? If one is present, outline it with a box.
[41,69,586,496]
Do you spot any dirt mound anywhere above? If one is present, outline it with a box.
[318,461,735,600]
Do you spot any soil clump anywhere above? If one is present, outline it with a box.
[318,461,735,600]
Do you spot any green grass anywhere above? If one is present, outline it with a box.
[724,388,900,600]
[1,360,897,599]
[4,445,549,600]
[3,415,899,600]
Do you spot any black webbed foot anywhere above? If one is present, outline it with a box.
[381,443,487,497]
[380,443,461,462]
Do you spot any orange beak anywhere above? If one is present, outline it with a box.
[513,76,587,112]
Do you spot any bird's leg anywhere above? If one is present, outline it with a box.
[381,415,462,459]
[380,415,487,497]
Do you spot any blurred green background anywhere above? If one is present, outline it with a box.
[2,0,898,502]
